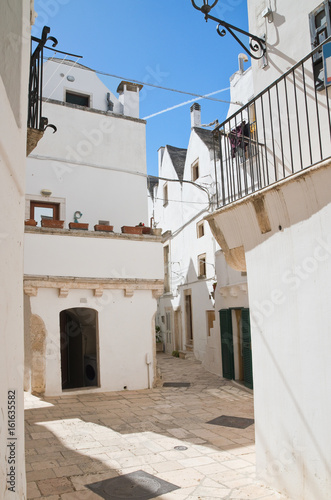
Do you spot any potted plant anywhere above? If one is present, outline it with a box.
[151,222,162,236]
[25,219,37,227]
[155,326,163,352]
[69,211,89,230]
[135,222,151,234]
[41,219,64,229]
[94,224,114,232]
[121,225,144,235]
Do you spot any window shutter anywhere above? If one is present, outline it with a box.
[242,308,253,389]
[219,309,235,380]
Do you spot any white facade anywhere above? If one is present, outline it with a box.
[0,1,32,497]
[24,59,163,397]
[151,129,219,362]
[150,62,252,376]
[206,1,331,498]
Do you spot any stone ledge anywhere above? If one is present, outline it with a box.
[24,226,162,242]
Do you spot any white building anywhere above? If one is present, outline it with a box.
[24,58,163,397]
[0,1,34,497]
[206,0,331,498]
[149,58,253,384]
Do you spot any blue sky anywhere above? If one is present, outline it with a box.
[32,0,249,176]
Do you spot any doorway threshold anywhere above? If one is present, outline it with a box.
[230,380,253,394]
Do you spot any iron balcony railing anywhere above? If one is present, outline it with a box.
[28,26,57,132]
[214,37,331,207]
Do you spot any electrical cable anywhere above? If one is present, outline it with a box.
[42,53,237,105]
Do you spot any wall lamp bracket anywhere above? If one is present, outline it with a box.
[191,0,266,60]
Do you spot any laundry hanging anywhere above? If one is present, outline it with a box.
[228,121,250,158]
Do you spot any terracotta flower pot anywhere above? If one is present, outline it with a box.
[121,226,144,235]
[41,219,64,229]
[141,226,151,235]
[25,219,37,227]
[69,222,89,230]
[94,224,114,232]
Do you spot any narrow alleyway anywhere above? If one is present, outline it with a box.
[25,354,286,499]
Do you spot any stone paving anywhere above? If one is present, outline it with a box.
[25,353,287,499]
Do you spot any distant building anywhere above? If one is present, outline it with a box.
[149,58,253,384]
[24,58,163,396]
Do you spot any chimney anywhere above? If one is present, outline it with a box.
[117,81,143,119]
[238,53,248,74]
[190,103,201,128]
[158,146,165,169]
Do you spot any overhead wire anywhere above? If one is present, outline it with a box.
[41,51,236,105]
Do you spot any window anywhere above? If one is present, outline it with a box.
[309,1,331,90]
[163,183,168,207]
[66,91,90,107]
[164,245,170,292]
[206,310,215,337]
[191,160,199,181]
[197,221,205,238]
[198,253,206,278]
[30,201,60,227]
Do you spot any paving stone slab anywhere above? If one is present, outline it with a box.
[207,415,254,429]
[87,469,180,499]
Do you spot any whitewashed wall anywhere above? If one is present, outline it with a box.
[24,232,163,280]
[248,0,315,94]
[153,130,218,361]
[28,287,158,396]
[26,99,148,229]
[207,158,331,500]
[0,1,31,498]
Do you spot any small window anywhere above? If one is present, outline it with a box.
[192,160,199,181]
[197,221,205,238]
[66,91,90,107]
[30,201,60,227]
[206,310,215,337]
[163,183,168,207]
[198,253,206,278]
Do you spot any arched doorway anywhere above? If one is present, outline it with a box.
[60,308,99,390]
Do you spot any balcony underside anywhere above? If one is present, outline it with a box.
[205,156,331,272]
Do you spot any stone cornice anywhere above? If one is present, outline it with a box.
[24,226,162,242]
[24,276,164,299]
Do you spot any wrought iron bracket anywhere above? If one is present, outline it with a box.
[191,0,266,60]
[28,26,58,133]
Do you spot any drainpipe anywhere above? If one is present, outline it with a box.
[146,353,152,389]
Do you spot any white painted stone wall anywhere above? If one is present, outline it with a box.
[28,287,158,396]
[0,1,31,498]
[152,130,218,362]
[26,66,148,229]
[43,60,123,114]
[207,159,331,500]
[248,0,314,94]
[24,232,163,280]
[24,59,163,398]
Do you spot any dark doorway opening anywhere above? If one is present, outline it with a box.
[219,308,253,389]
[60,308,99,390]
